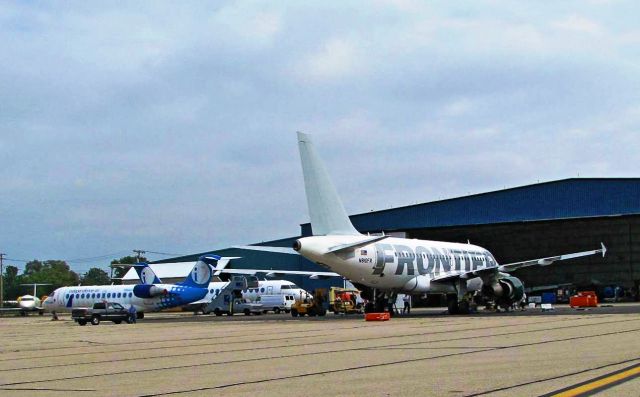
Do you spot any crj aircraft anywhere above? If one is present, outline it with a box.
[292,132,606,314]
[43,256,223,318]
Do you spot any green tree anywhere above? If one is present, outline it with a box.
[2,265,21,301]
[24,260,43,276]
[21,260,79,296]
[81,268,111,285]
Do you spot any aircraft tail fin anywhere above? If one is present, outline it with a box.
[177,256,214,288]
[131,263,162,284]
[297,132,361,236]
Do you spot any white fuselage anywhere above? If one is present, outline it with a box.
[194,280,307,305]
[43,284,204,313]
[296,236,499,293]
[18,295,41,311]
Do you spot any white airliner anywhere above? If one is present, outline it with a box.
[0,284,50,316]
[43,257,220,318]
[194,279,308,307]
[290,132,606,313]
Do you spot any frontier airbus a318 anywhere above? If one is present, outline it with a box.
[291,132,606,314]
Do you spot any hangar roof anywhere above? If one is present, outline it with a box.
[122,262,192,281]
[301,178,640,235]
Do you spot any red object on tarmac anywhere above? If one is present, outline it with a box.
[365,312,390,321]
[570,291,599,308]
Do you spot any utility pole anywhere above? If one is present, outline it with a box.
[0,253,5,309]
[133,250,146,263]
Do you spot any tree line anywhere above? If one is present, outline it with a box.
[1,255,146,300]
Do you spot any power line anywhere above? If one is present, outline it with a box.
[66,251,131,263]
[145,250,185,256]
[5,257,29,263]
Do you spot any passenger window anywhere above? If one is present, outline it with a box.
[107,293,111,298]
[81,294,85,299]
[128,292,132,298]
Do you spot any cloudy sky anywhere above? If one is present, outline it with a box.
[1,1,639,273]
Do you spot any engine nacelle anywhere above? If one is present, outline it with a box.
[482,276,524,308]
[133,284,168,299]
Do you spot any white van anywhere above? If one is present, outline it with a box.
[256,294,295,314]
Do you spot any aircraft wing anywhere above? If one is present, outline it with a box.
[497,243,606,272]
[213,268,341,280]
[431,243,606,282]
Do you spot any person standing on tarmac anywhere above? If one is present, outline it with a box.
[402,294,410,315]
[128,304,137,324]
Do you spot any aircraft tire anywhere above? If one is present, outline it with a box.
[291,309,298,317]
[244,309,251,316]
[274,307,281,314]
[91,316,100,325]
[137,312,144,319]
[458,301,470,315]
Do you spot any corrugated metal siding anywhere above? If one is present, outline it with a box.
[301,178,640,235]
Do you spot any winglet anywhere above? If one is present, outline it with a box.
[601,242,607,257]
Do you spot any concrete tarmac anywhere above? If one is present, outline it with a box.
[1,304,639,396]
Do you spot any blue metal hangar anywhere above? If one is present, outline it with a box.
[153,178,640,298]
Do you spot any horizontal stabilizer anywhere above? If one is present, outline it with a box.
[215,268,341,279]
[326,235,390,254]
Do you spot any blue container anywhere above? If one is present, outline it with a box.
[541,292,557,304]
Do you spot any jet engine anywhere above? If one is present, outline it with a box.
[481,276,524,308]
[133,285,168,299]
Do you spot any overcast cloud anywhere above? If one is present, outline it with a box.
[1,1,639,273]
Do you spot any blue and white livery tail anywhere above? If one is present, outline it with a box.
[177,256,214,288]
[132,263,162,284]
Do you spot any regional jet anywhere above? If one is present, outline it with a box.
[129,260,310,313]
[43,256,221,318]
[291,132,606,314]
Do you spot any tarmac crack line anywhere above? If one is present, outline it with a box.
[0,322,379,357]
[1,317,628,372]
[132,328,640,396]
[0,323,638,389]
[0,316,606,364]
[463,357,640,396]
